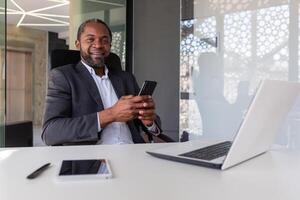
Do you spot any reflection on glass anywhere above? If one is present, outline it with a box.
[180,1,300,148]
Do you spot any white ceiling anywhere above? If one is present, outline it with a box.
[3,0,125,44]
[6,0,69,33]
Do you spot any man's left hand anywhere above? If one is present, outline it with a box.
[137,96,156,126]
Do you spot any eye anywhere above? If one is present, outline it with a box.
[101,38,110,45]
[86,38,94,43]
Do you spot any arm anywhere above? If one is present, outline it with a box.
[42,69,99,146]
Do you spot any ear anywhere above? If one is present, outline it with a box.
[75,40,80,50]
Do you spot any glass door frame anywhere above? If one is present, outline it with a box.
[0,0,6,147]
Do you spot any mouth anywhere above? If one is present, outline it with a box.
[90,52,105,57]
[90,53,105,58]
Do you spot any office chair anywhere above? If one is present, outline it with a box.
[49,49,174,144]
[2,121,33,147]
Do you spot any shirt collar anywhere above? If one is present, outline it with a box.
[81,60,109,79]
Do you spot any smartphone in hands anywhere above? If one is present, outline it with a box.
[138,81,157,96]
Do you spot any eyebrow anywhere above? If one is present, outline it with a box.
[85,34,95,37]
[85,34,109,38]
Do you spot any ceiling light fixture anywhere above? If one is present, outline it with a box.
[87,0,124,7]
[20,23,68,26]
[1,0,69,27]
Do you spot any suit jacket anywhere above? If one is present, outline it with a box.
[42,61,160,146]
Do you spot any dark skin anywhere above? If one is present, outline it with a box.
[75,22,156,128]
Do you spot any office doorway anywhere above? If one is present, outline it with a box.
[6,50,33,123]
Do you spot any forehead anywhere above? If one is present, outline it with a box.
[81,22,110,37]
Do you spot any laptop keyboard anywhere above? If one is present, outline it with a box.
[179,141,232,161]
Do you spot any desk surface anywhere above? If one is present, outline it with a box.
[0,142,300,200]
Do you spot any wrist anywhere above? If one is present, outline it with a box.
[107,107,116,122]
[98,108,115,128]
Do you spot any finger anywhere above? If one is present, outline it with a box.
[138,115,156,121]
[122,95,134,99]
[131,95,151,103]
[143,98,155,106]
[141,97,154,103]
[138,109,155,116]
[134,102,155,109]
[142,101,155,109]
[123,110,139,121]
[139,95,152,99]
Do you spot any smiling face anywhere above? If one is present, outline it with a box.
[75,22,111,68]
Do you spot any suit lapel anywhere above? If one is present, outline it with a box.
[75,62,104,110]
[108,72,125,98]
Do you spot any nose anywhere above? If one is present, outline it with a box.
[92,39,103,48]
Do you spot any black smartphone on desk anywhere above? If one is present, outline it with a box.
[138,80,157,96]
[58,159,113,180]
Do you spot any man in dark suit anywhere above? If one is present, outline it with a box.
[42,19,161,146]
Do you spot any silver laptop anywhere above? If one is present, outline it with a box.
[147,80,300,170]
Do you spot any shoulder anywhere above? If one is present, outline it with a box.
[50,63,83,81]
[51,63,77,74]
[48,64,80,88]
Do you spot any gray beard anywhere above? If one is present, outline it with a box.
[81,49,105,68]
[84,56,105,69]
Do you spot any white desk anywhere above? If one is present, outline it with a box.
[0,143,300,200]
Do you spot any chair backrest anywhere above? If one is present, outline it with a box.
[2,121,33,147]
[50,49,123,71]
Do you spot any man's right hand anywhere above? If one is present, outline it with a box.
[110,95,139,122]
[98,95,150,128]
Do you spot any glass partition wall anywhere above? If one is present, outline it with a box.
[0,0,127,146]
[1,0,127,146]
[180,0,300,148]
[0,0,5,147]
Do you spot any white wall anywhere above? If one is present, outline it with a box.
[133,0,180,141]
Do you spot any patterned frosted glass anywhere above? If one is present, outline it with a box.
[180,0,300,148]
